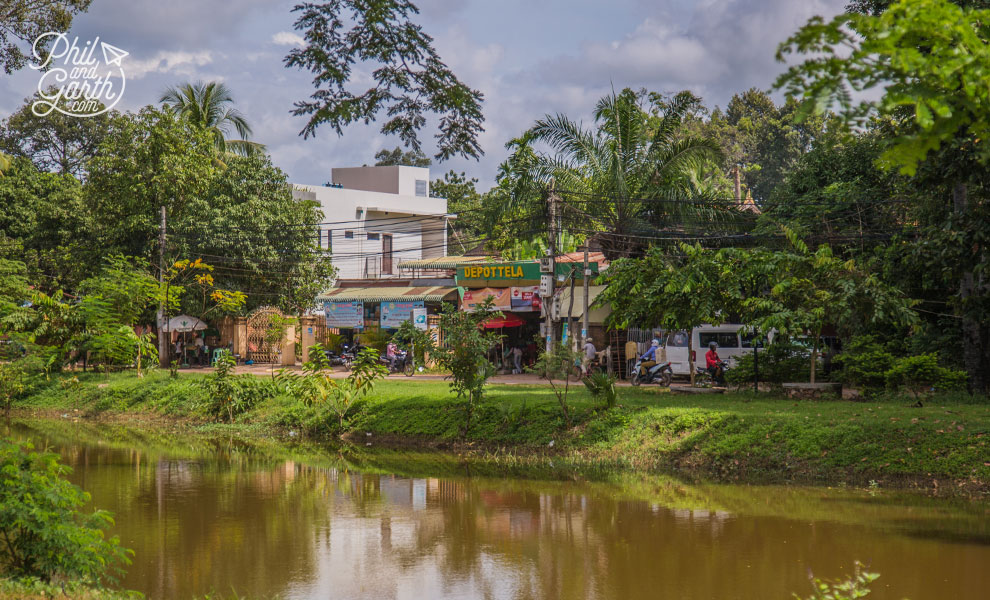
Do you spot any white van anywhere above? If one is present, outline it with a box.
[660,324,755,376]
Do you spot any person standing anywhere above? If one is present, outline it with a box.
[511,346,523,374]
[582,337,597,375]
[194,334,205,366]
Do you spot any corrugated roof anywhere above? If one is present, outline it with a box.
[397,256,491,269]
[318,286,457,303]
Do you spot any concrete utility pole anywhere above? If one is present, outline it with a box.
[544,186,557,353]
[157,206,169,368]
[581,244,590,346]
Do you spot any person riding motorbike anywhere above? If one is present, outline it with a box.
[638,339,661,375]
[706,341,725,385]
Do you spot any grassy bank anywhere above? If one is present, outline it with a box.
[12,370,990,490]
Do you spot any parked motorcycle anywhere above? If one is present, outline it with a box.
[629,357,673,387]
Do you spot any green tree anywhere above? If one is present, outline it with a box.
[282,346,388,431]
[284,0,484,160]
[0,0,92,73]
[374,146,431,167]
[776,0,990,391]
[601,243,740,385]
[0,157,90,289]
[160,81,264,156]
[172,154,336,313]
[432,170,483,246]
[494,88,726,259]
[0,91,121,176]
[430,298,501,436]
[0,440,131,583]
[740,230,917,383]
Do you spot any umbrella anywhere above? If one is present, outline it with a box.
[482,314,525,328]
[162,315,208,332]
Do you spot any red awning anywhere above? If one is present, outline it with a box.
[482,313,525,328]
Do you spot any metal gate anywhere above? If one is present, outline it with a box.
[246,306,283,363]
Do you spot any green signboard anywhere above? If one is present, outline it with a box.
[456,261,599,288]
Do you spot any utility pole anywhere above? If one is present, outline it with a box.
[581,244,590,347]
[544,186,557,354]
[157,206,169,368]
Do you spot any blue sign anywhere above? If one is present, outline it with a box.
[325,301,364,329]
[380,300,424,328]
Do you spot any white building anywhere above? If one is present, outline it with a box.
[292,166,450,281]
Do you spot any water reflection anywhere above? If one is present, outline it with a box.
[9,422,990,600]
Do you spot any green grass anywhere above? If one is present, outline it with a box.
[12,370,990,487]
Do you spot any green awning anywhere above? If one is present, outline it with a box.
[317,286,457,303]
[397,256,491,270]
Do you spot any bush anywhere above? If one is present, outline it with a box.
[885,353,968,398]
[0,440,131,584]
[725,340,810,387]
[583,371,618,409]
[833,336,896,391]
[0,355,45,418]
[201,351,274,422]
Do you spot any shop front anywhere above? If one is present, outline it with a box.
[319,285,457,346]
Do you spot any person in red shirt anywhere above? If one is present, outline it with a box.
[705,341,724,385]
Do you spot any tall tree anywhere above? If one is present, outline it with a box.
[373,146,431,167]
[160,81,264,156]
[776,0,990,391]
[284,0,484,161]
[0,0,91,73]
[1,91,121,177]
[493,88,726,259]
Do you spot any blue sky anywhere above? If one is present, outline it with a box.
[0,0,846,189]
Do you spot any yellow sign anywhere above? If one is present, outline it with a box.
[461,265,527,280]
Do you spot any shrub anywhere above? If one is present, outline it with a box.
[885,353,968,398]
[583,371,618,409]
[0,355,45,418]
[201,351,274,422]
[833,336,896,391]
[725,340,810,387]
[0,440,131,584]
[278,346,388,432]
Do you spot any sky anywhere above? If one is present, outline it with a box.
[0,0,848,190]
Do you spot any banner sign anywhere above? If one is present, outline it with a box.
[412,307,428,330]
[460,287,512,312]
[325,301,364,329]
[380,300,424,328]
[510,286,541,312]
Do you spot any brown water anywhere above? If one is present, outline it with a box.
[10,420,990,600]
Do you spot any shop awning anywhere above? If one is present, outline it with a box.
[318,286,457,303]
[397,256,491,270]
[556,285,611,323]
[483,313,526,328]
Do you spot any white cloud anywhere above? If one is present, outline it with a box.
[125,50,214,80]
[272,31,305,47]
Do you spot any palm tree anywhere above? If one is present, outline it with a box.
[497,89,734,258]
[160,82,264,156]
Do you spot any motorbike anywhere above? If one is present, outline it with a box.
[381,350,414,376]
[695,360,729,386]
[629,357,673,387]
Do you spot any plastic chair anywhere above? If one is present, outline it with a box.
[211,348,224,366]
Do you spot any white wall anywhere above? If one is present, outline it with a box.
[292,184,448,281]
[331,166,430,197]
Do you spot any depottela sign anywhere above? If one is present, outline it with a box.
[380,300,424,328]
[325,301,364,329]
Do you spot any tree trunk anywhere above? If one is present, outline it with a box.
[955,182,986,394]
[810,327,820,384]
[688,333,696,386]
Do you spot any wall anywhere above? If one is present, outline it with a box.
[292,183,448,280]
[330,166,430,197]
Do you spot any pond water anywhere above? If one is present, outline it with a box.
[8,420,990,600]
